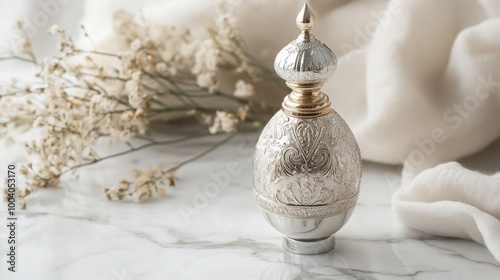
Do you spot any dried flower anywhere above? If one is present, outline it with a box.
[237,105,250,121]
[155,62,167,73]
[106,164,168,202]
[209,111,238,134]
[130,38,142,51]
[0,0,284,206]
[234,80,254,98]
[48,24,63,35]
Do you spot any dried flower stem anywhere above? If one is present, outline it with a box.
[0,55,37,64]
[1,1,286,205]
[171,132,238,171]
[58,132,213,178]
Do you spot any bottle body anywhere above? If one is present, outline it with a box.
[253,109,362,254]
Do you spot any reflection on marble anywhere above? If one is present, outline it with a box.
[0,134,499,280]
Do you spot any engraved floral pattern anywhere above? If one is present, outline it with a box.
[274,38,337,83]
[276,177,336,206]
[253,110,362,218]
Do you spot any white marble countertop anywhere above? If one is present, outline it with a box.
[1,132,499,280]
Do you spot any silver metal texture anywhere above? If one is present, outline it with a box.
[254,110,362,253]
[253,3,362,255]
[274,4,337,84]
[274,38,337,84]
[283,234,336,255]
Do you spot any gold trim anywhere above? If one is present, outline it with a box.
[282,82,331,118]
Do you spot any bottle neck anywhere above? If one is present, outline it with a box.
[281,82,331,118]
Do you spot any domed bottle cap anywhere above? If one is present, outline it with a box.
[274,3,338,85]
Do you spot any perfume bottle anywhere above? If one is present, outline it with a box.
[253,4,362,255]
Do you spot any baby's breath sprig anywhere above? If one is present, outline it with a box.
[0,1,286,206]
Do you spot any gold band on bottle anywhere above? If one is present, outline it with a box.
[282,82,331,118]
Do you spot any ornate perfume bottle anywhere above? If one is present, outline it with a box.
[253,4,362,255]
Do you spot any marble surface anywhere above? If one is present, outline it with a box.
[0,131,499,280]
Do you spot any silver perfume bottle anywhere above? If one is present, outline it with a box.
[253,4,362,255]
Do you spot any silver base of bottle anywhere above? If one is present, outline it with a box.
[282,235,335,255]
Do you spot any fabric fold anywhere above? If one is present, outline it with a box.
[394,162,500,261]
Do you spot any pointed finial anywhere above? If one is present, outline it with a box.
[274,2,337,117]
[296,3,316,31]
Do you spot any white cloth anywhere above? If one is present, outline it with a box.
[324,0,500,262]
[394,162,500,261]
[18,0,500,262]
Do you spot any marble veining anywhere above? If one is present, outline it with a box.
[0,134,499,280]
